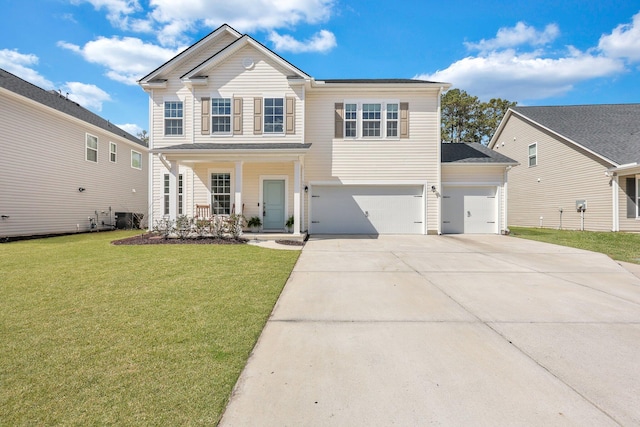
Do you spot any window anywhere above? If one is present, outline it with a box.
[528,143,537,167]
[86,134,98,162]
[345,103,357,138]
[211,173,231,215]
[264,98,284,133]
[386,103,398,137]
[164,173,184,215]
[131,150,142,170]
[362,103,381,137]
[164,101,183,135]
[212,98,231,134]
[109,142,117,163]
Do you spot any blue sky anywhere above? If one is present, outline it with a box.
[1,0,639,137]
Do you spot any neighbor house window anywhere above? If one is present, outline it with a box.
[362,103,381,137]
[211,98,231,134]
[109,142,117,163]
[164,173,183,215]
[345,103,357,138]
[164,101,183,135]
[86,134,98,162]
[131,150,142,170]
[264,98,284,133]
[211,173,231,215]
[386,103,398,137]
[528,143,537,167]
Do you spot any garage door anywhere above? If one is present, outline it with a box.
[442,186,497,234]
[311,185,425,234]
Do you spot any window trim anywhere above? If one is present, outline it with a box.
[342,100,400,140]
[528,143,538,167]
[164,173,184,216]
[209,169,234,216]
[109,142,117,163]
[164,99,184,136]
[211,97,232,135]
[131,150,142,170]
[263,97,285,135]
[86,133,98,163]
[344,103,357,138]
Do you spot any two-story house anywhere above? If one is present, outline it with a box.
[140,24,514,235]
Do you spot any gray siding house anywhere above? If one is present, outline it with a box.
[489,104,640,232]
[0,68,148,239]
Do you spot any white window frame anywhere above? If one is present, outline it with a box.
[211,97,232,135]
[109,142,117,163]
[209,169,234,216]
[386,103,399,137]
[131,150,142,170]
[86,133,98,162]
[163,174,170,216]
[528,143,537,167]
[164,100,184,136]
[344,103,357,138]
[263,97,284,134]
[343,100,400,140]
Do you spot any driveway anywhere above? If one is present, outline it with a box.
[220,235,640,426]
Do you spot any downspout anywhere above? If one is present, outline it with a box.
[436,86,444,235]
[611,171,619,232]
[504,166,512,234]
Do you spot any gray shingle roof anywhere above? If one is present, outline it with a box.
[0,68,145,147]
[442,142,517,164]
[512,104,640,165]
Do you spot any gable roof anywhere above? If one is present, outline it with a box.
[441,142,517,164]
[0,68,145,147]
[492,104,640,166]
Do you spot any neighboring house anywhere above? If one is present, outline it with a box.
[0,68,148,240]
[139,24,513,235]
[489,104,640,232]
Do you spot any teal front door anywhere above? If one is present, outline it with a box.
[263,180,285,230]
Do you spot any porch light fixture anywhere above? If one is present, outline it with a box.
[78,187,86,192]
[304,186,308,193]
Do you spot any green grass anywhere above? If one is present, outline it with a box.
[0,231,300,425]
[509,226,640,264]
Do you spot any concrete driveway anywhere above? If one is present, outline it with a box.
[220,235,640,426]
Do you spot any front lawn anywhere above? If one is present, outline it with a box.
[0,231,299,425]
[509,226,640,264]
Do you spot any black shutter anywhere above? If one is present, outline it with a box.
[626,178,637,218]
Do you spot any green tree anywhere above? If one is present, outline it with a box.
[441,89,515,144]
[137,130,149,145]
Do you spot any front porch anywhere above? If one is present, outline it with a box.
[151,143,311,236]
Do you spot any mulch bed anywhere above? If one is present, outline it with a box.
[111,233,247,245]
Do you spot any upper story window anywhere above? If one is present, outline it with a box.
[264,98,284,134]
[212,98,231,134]
[164,101,183,135]
[109,142,117,163]
[131,150,142,170]
[340,101,404,140]
[528,143,537,167]
[86,134,98,162]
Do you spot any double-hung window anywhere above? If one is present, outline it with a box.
[362,103,382,137]
[528,143,537,167]
[341,101,401,139]
[164,101,183,135]
[212,98,231,134]
[86,134,98,162]
[345,103,357,138]
[109,142,117,163]
[264,98,284,133]
[131,150,142,170]
[211,173,231,215]
[386,104,399,137]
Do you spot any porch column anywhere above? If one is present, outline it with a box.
[169,160,179,221]
[293,159,301,235]
[612,174,619,232]
[235,161,243,215]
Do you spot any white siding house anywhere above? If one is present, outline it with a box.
[0,68,148,240]
[140,24,515,235]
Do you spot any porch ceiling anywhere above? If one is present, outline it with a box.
[152,143,311,163]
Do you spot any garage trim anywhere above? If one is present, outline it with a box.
[308,180,428,235]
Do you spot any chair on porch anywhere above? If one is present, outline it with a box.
[195,204,210,219]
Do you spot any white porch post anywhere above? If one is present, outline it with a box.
[612,174,620,232]
[235,161,243,215]
[169,160,179,221]
[293,159,301,235]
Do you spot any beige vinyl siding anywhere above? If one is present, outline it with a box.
[492,114,613,231]
[617,174,640,232]
[304,89,441,232]
[0,90,148,238]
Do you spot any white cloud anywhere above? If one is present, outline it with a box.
[117,123,144,136]
[598,11,640,62]
[63,81,112,111]
[465,22,560,53]
[58,37,184,85]
[268,30,336,53]
[73,0,143,30]
[0,49,54,89]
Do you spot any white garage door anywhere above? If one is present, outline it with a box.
[311,185,425,234]
[442,186,497,234]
